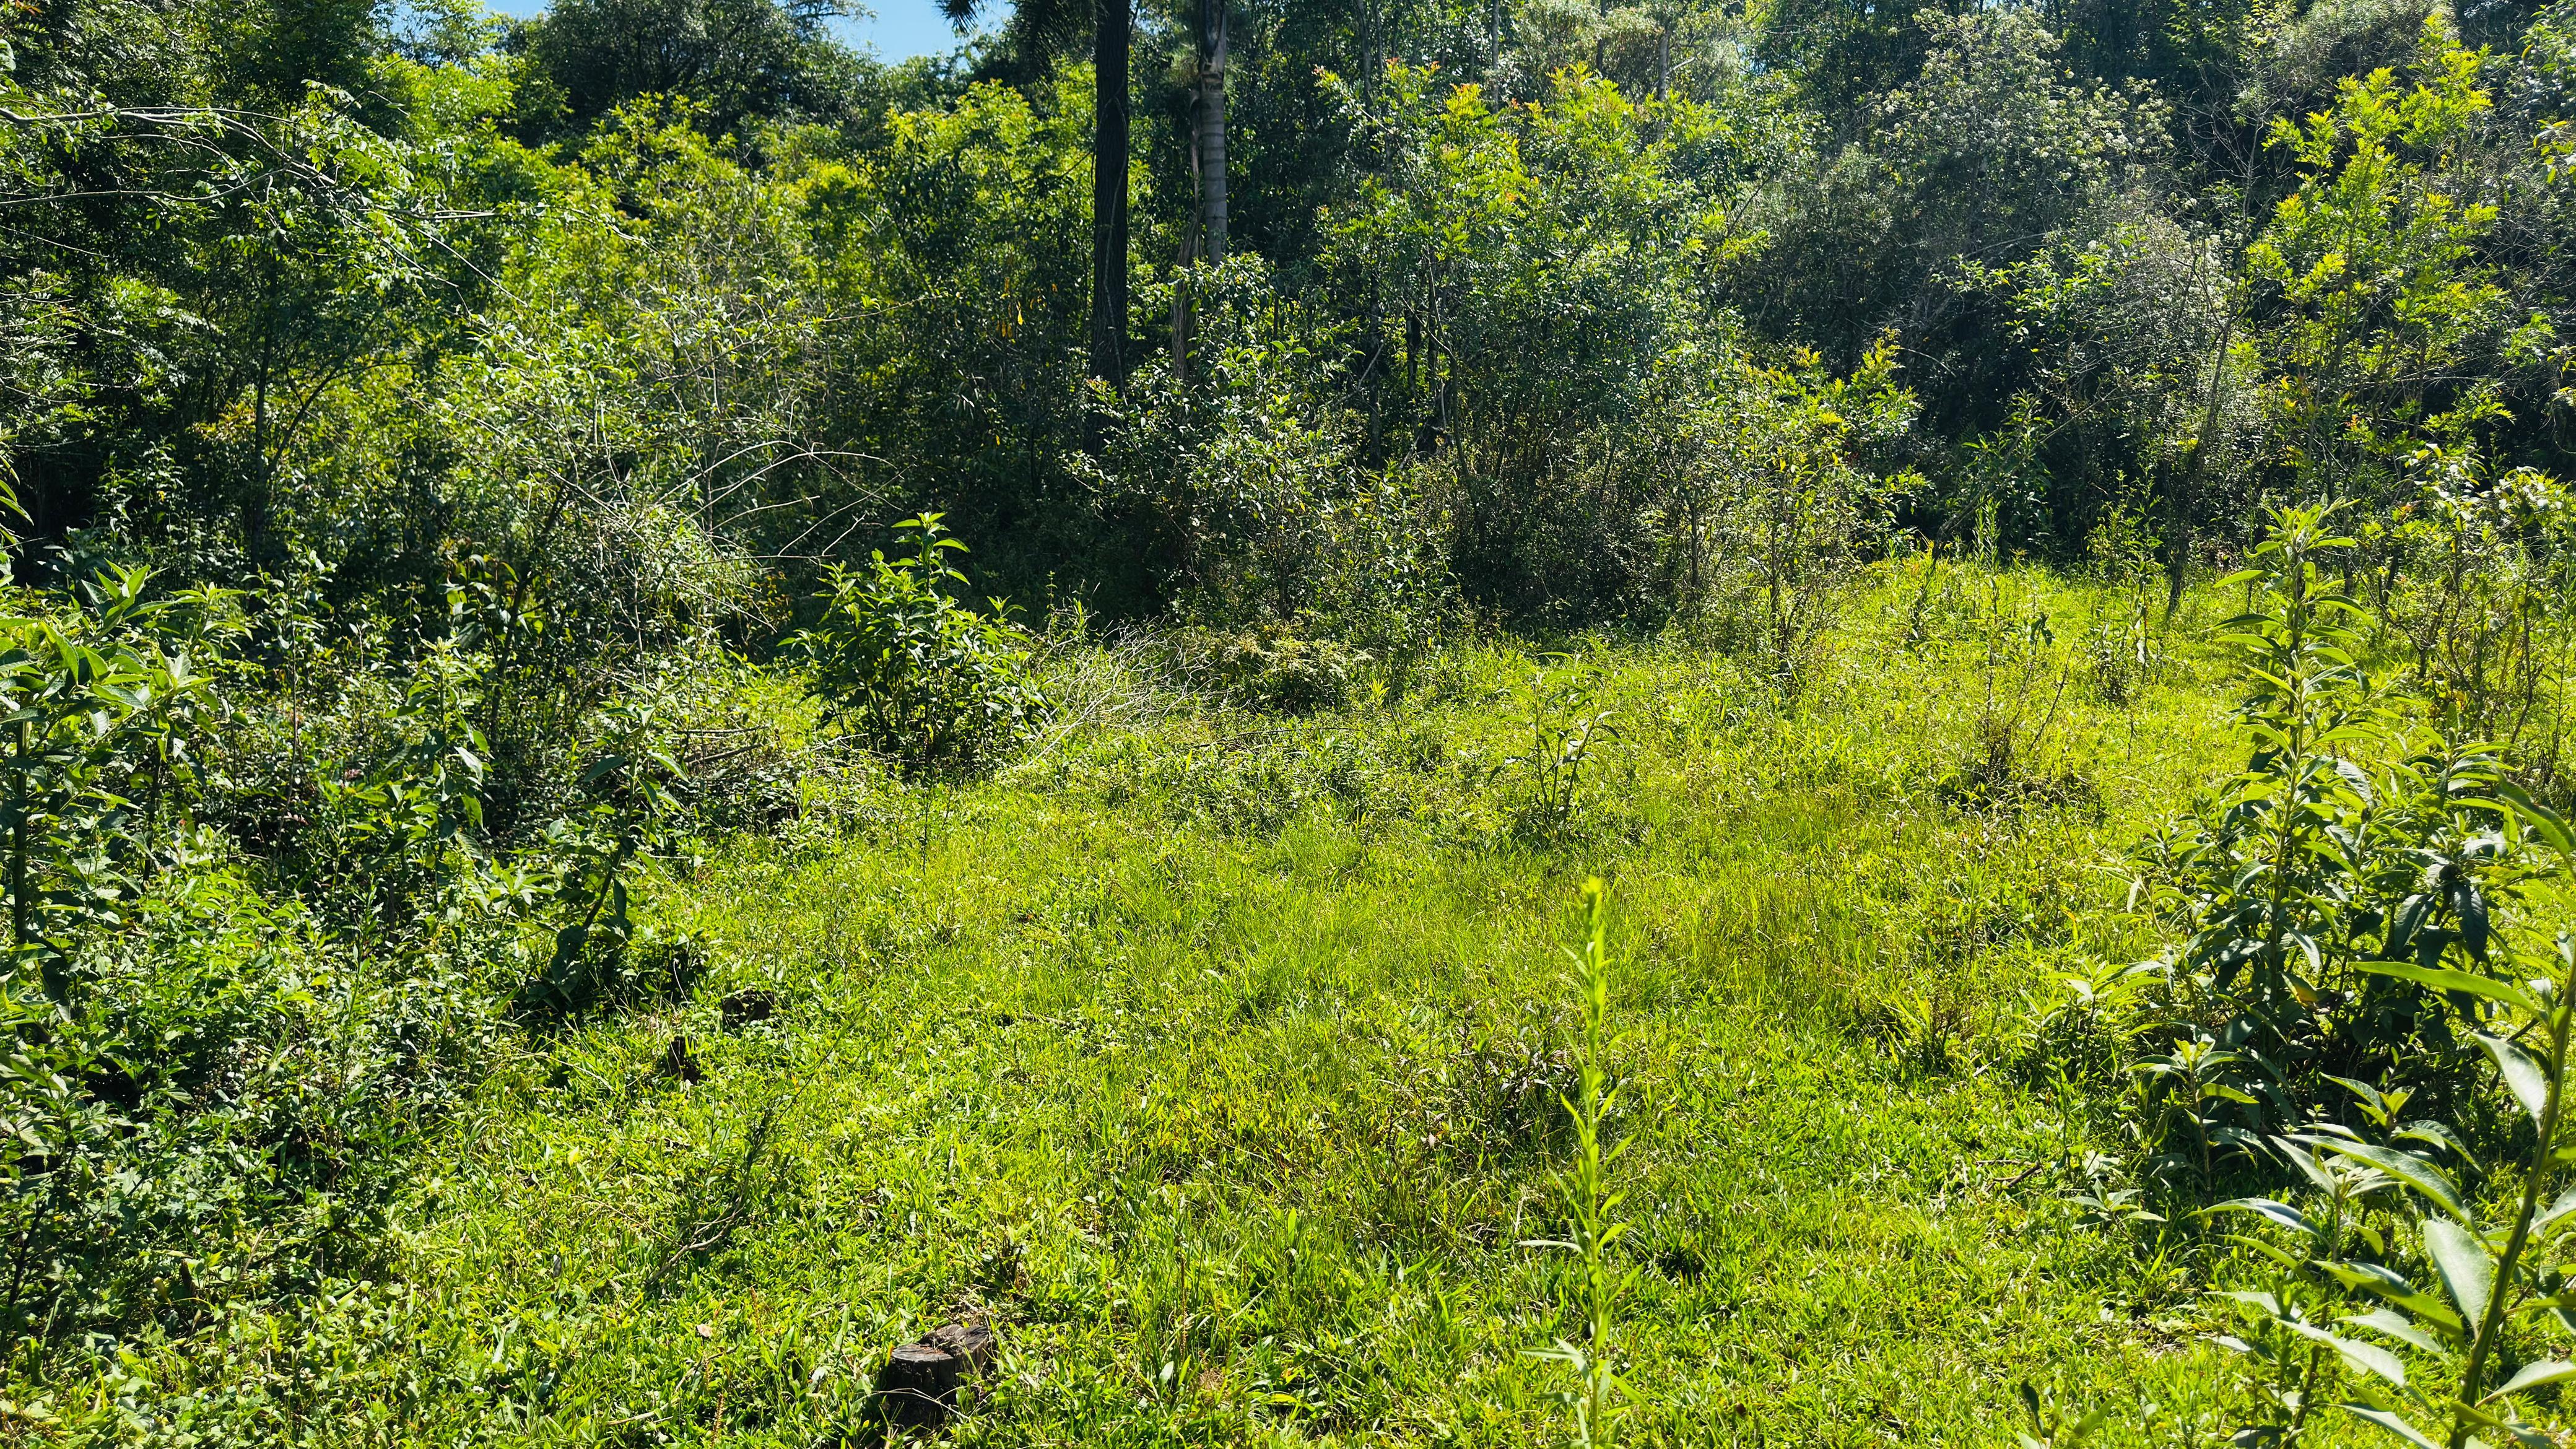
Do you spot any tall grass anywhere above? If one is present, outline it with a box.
[21,567,2258,1445]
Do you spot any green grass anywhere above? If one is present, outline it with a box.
[107,566,2339,1445]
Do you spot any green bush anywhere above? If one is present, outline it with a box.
[0,569,527,1348]
[791,515,1044,778]
[2124,508,2543,1141]
[1190,624,1369,716]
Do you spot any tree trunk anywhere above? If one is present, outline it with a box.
[1090,0,1131,389]
[2167,310,2237,618]
[1196,0,1228,264]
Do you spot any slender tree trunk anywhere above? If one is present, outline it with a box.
[1090,0,1131,390]
[2167,310,2237,617]
[10,720,27,988]
[1196,0,1228,264]
[1171,221,1196,385]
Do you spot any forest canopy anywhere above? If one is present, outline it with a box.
[11,0,2571,632]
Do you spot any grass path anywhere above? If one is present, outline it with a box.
[357,572,2317,1445]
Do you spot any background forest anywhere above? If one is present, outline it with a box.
[17,0,2576,1442]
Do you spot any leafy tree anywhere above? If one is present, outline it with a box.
[2242,30,2511,506]
[937,0,1136,385]
[799,75,1103,598]
[515,0,863,136]
[1322,63,1744,619]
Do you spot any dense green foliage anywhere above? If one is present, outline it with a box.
[791,515,1043,777]
[19,0,2576,1440]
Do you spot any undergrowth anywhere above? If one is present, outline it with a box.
[12,566,2328,1445]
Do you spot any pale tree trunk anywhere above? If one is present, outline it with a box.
[1196,0,1227,264]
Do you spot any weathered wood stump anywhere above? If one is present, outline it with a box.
[661,1035,701,1083]
[720,989,775,1032]
[877,1342,958,1428]
[927,1321,996,1377]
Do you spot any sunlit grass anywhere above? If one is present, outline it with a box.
[121,567,2364,1446]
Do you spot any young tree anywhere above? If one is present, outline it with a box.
[2242,30,2509,506]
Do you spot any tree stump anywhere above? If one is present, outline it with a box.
[720,989,775,1032]
[927,1321,996,1377]
[660,1035,701,1083]
[877,1343,957,1429]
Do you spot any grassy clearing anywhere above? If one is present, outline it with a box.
[125,566,2319,1445]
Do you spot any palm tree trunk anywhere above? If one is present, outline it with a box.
[1196,0,1228,264]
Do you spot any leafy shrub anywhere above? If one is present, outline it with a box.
[2368,443,2576,765]
[1089,256,1455,655]
[1188,625,1368,716]
[2128,510,2543,1108]
[0,566,242,1001]
[0,570,536,1348]
[516,920,708,1022]
[1502,661,1621,841]
[792,515,1045,778]
[2029,505,2564,1209]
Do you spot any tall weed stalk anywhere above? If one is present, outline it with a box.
[1527,877,1630,1445]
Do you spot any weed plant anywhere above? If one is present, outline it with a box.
[1525,877,1629,1446]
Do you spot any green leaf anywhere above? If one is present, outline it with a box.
[2424,1217,2494,1327]
[2282,1320,2405,1386]
[2318,1139,2473,1223]
[2358,958,2543,1015]
[2319,1258,2466,1334]
[2492,779,2576,857]
[2343,1403,2445,1449]
[2393,1120,2483,1175]
[2344,1309,2445,1356]
[2473,1032,2550,1128]
[2217,1288,2284,1314]
[2485,1358,2576,1402]
[2209,1199,2317,1240]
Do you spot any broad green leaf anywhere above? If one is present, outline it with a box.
[2321,1259,2467,1333]
[2395,1120,2484,1175]
[2343,1403,2445,1449]
[2318,1139,2473,1223]
[2473,1032,2550,1128]
[2485,1358,2576,1401]
[2234,1232,2316,1271]
[2359,958,2543,1014]
[2217,1288,2284,1314]
[2209,1199,2315,1240]
[2283,1320,2404,1386]
[2424,1217,2495,1327]
[2492,779,2576,857]
[2345,1309,2445,1356]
